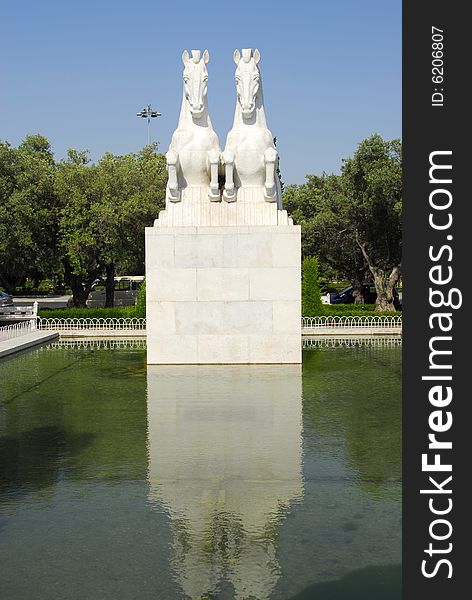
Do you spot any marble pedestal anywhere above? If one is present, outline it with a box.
[145,215,301,364]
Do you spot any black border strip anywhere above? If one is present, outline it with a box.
[403,2,469,597]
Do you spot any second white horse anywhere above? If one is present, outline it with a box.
[223,48,282,207]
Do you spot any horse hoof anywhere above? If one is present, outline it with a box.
[209,189,221,202]
[223,188,237,203]
[264,187,277,201]
[167,189,180,203]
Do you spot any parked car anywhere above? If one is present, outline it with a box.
[329,283,402,309]
[0,290,13,307]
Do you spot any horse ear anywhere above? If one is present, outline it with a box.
[253,48,261,64]
[233,49,241,64]
[203,49,210,64]
[182,50,190,64]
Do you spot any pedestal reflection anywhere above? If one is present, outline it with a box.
[146,365,303,599]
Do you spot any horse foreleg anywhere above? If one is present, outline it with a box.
[166,149,180,202]
[263,147,278,201]
[222,150,236,202]
[208,149,221,201]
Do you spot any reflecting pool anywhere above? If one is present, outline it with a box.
[0,341,401,599]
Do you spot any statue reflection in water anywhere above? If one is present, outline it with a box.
[146,365,303,600]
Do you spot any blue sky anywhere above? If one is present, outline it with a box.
[1,0,401,184]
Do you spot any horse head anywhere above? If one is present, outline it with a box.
[233,48,261,119]
[182,49,209,118]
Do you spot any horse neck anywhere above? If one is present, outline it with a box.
[232,86,268,130]
[177,88,213,131]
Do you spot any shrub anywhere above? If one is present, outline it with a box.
[134,279,146,318]
[37,306,137,319]
[302,256,323,316]
[321,304,401,317]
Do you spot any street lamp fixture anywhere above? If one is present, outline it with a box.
[137,103,162,146]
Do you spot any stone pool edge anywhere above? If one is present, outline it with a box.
[0,331,59,359]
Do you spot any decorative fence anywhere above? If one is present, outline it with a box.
[303,336,402,349]
[301,315,402,330]
[35,315,402,334]
[37,317,146,331]
[0,319,36,342]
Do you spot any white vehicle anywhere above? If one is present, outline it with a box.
[86,276,144,308]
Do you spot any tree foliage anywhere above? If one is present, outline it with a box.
[0,135,59,291]
[341,135,402,310]
[55,146,166,306]
[283,134,402,311]
[0,137,167,305]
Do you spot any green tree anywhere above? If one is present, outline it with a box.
[283,178,321,258]
[283,135,402,310]
[302,256,323,316]
[115,146,167,275]
[0,135,59,291]
[341,134,402,311]
[284,174,367,302]
[55,145,167,307]
[95,146,166,306]
[55,149,103,306]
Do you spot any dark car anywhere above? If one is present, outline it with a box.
[330,283,401,309]
[0,290,14,307]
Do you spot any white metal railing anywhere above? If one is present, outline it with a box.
[0,319,36,341]
[37,317,146,331]
[301,315,402,329]
[35,315,401,332]
[303,336,403,349]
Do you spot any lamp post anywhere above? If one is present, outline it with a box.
[136,104,162,146]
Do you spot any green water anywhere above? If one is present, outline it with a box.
[0,341,401,599]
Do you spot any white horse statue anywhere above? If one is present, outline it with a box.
[222,48,282,208]
[166,49,221,203]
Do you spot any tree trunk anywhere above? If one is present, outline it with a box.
[105,263,115,308]
[354,232,401,312]
[64,262,97,308]
[372,266,401,311]
[69,275,89,307]
[1,273,25,294]
[373,271,389,311]
[351,271,365,304]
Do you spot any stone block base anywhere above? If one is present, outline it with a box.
[145,225,301,364]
